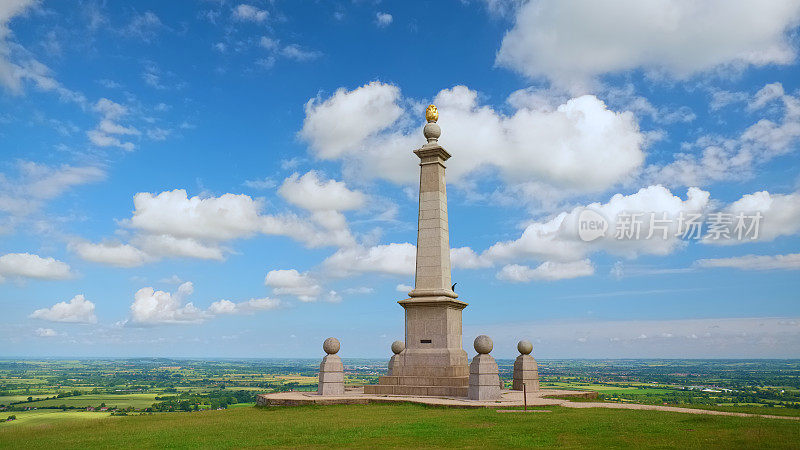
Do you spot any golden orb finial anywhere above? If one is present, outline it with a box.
[425,104,438,123]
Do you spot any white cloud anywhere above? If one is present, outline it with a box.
[34,327,57,337]
[133,234,225,261]
[30,294,97,323]
[69,241,148,268]
[497,259,595,282]
[496,0,800,91]
[649,84,800,187]
[121,11,162,42]
[484,185,710,263]
[0,253,72,281]
[130,281,206,325]
[280,44,321,61]
[0,161,105,230]
[300,81,405,160]
[748,82,785,111]
[342,286,374,295]
[259,36,277,49]
[208,297,282,314]
[0,0,85,102]
[300,82,645,192]
[376,12,393,27]
[323,243,416,277]
[76,185,362,266]
[396,283,413,292]
[451,246,492,269]
[87,98,138,151]
[129,189,265,241]
[696,253,800,271]
[264,269,322,302]
[243,177,276,190]
[706,190,800,244]
[278,171,366,211]
[232,4,268,22]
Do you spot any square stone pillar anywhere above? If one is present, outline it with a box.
[512,354,540,391]
[318,354,344,396]
[468,353,500,400]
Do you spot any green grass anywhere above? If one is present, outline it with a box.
[1,409,112,427]
[0,395,49,405]
[1,403,799,448]
[24,393,160,409]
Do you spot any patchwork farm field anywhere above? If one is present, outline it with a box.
[25,393,160,409]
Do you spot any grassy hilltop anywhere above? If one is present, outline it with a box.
[2,403,799,449]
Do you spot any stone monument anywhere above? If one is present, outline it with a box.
[318,337,344,395]
[512,339,540,391]
[388,340,404,376]
[364,105,470,397]
[468,335,500,400]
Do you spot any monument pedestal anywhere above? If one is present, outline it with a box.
[365,297,469,397]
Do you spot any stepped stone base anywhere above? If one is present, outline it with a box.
[364,374,468,397]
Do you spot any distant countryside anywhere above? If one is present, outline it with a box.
[2,358,799,427]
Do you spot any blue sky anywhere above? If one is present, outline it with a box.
[1,0,799,359]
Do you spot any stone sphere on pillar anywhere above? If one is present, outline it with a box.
[474,335,493,354]
[423,123,441,141]
[391,340,405,355]
[323,337,340,355]
[517,340,533,355]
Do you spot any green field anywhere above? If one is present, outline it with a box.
[24,393,160,409]
[1,409,112,427]
[1,404,799,448]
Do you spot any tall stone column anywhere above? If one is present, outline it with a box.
[364,105,470,397]
[397,105,468,379]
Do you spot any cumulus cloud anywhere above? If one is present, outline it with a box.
[300,81,405,160]
[485,185,710,264]
[0,253,72,281]
[496,0,800,91]
[704,190,800,244]
[74,183,363,266]
[497,260,595,282]
[323,243,416,277]
[300,82,645,193]
[130,189,265,241]
[133,234,225,261]
[130,281,205,325]
[278,171,366,211]
[264,269,322,302]
[69,241,148,268]
[30,294,97,323]
[696,253,800,271]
